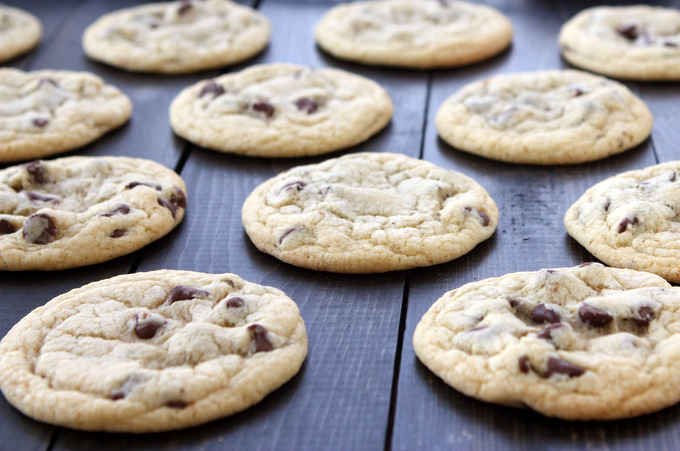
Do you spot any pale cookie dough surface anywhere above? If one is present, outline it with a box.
[314,0,513,69]
[0,270,307,432]
[559,5,680,81]
[242,152,498,273]
[0,4,42,63]
[0,68,132,163]
[565,162,680,283]
[435,70,653,165]
[0,156,186,271]
[170,63,393,158]
[82,0,270,74]
[414,263,680,420]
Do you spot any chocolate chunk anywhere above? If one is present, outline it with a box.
[126,181,162,191]
[545,357,585,378]
[633,306,654,327]
[248,324,273,353]
[134,314,165,339]
[167,285,209,304]
[0,219,16,234]
[616,24,639,40]
[177,0,192,14]
[252,100,275,118]
[578,303,612,327]
[170,187,187,209]
[278,227,300,245]
[111,229,126,238]
[101,205,131,217]
[518,356,530,374]
[295,97,318,114]
[199,82,226,98]
[537,323,563,340]
[32,118,48,128]
[226,297,244,308]
[23,160,44,184]
[167,400,188,408]
[22,213,57,245]
[618,217,638,233]
[26,191,59,203]
[532,304,561,324]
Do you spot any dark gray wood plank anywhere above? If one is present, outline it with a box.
[392,1,672,450]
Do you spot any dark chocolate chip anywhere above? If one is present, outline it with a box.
[32,118,49,128]
[518,356,530,374]
[126,181,162,191]
[39,78,58,88]
[508,299,519,308]
[167,285,209,304]
[618,217,638,233]
[134,314,165,339]
[545,357,585,378]
[177,0,192,14]
[670,172,678,182]
[616,24,639,40]
[577,262,595,267]
[110,392,125,401]
[158,198,178,218]
[26,191,59,203]
[278,227,299,245]
[166,400,188,408]
[111,229,126,238]
[0,219,16,234]
[226,297,244,308]
[532,304,561,324]
[537,323,563,340]
[22,213,57,245]
[578,303,613,327]
[199,82,226,98]
[23,160,44,184]
[101,205,131,217]
[252,100,275,118]
[573,88,584,97]
[604,199,611,212]
[248,324,273,353]
[170,187,187,209]
[464,207,490,226]
[633,306,654,327]
[468,325,488,332]
[295,97,318,114]
[664,41,678,48]
[278,181,307,194]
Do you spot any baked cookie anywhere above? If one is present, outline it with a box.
[314,0,513,69]
[413,263,680,420]
[242,152,498,273]
[565,162,680,283]
[0,156,186,271]
[0,4,42,63]
[170,63,393,158]
[559,5,680,81]
[435,70,653,165]
[0,68,132,162]
[0,270,307,432]
[82,0,270,74]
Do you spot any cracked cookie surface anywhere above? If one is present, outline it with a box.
[565,161,680,283]
[314,0,513,69]
[170,63,393,158]
[0,4,41,63]
[0,68,132,162]
[413,263,680,420]
[82,0,270,74]
[0,156,186,270]
[0,270,307,432]
[559,5,680,81]
[435,70,653,165]
[242,152,498,273]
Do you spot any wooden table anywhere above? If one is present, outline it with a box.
[2,0,680,449]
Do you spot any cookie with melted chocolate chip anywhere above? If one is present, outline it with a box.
[565,161,680,283]
[414,263,680,420]
[559,6,680,81]
[314,0,513,69]
[242,152,498,273]
[435,70,653,165]
[82,0,270,74]
[170,63,393,158]
[0,68,132,162]
[0,156,186,270]
[0,4,42,63]
[0,270,307,432]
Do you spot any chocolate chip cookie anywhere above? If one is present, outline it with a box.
[435,70,653,165]
[314,0,513,69]
[0,4,41,63]
[0,156,186,270]
[0,270,307,432]
[559,5,680,81]
[170,63,393,158]
[565,161,680,283]
[0,68,132,162]
[82,0,270,74]
[414,263,680,420]
[242,152,498,273]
